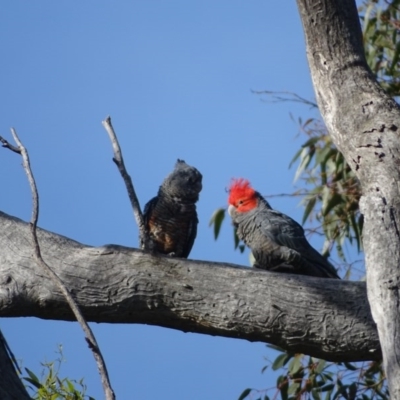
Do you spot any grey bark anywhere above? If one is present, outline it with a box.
[296,0,400,397]
[0,211,380,363]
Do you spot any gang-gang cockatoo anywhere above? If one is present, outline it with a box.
[142,159,202,258]
[228,178,340,278]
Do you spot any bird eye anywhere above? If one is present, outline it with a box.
[237,200,244,205]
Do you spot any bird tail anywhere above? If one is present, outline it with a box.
[304,254,340,279]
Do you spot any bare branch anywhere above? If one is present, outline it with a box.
[263,191,308,198]
[5,128,116,400]
[252,90,318,108]
[101,116,153,250]
[0,135,21,154]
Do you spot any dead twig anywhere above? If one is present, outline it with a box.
[0,136,21,154]
[251,90,318,109]
[6,128,116,400]
[263,191,308,199]
[102,116,153,250]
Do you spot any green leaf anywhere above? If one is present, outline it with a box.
[302,196,317,224]
[66,378,76,392]
[315,146,335,169]
[209,208,226,240]
[324,390,333,400]
[287,381,301,395]
[272,353,293,371]
[289,147,304,168]
[289,134,320,168]
[293,147,314,182]
[277,376,289,400]
[348,382,357,399]
[343,361,357,371]
[23,377,43,389]
[349,213,362,252]
[238,388,252,400]
[312,388,322,400]
[320,186,332,216]
[266,343,285,352]
[315,359,326,374]
[322,193,342,216]
[333,383,348,400]
[319,383,335,392]
[24,367,40,384]
[288,355,303,375]
[261,365,268,373]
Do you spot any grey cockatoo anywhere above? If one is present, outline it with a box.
[142,159,202,258]
[228,178,340,279]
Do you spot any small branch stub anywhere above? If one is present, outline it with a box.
[0,135,21,154]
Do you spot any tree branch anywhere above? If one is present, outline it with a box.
[0,135,21,154]
[0,329,31,400]
[102,116,152,251]
[251,90,318,109]
[0,211,380,363]
[4,129,115,400]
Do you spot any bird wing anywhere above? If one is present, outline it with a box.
[258,209,310,252]
[258,209,339,278]
[141,196,158,251]
[180,213,198,258]
[143,196,158,228]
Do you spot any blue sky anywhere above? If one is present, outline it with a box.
[0,1,323,399]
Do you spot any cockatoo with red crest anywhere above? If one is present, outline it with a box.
[228,178,340,279]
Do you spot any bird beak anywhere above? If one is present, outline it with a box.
[228,205,236,217]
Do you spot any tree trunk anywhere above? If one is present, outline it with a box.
[296,0,400,397]
[0,211,380,363]
[0,330,31,399]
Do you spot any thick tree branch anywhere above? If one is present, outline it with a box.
[0,211,380,362]
[296,0,400,396]
[0,329,31,400]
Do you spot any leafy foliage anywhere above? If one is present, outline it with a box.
[210,207,246,253]
[289,117,363,265]
[209,208,226,240]
[362,0,400,98]
[23,346,94,400]
[239,349,388,400]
